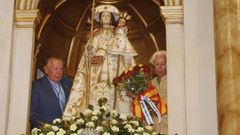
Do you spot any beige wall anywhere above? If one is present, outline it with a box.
[184,0,218,134]
[0,0,14,134]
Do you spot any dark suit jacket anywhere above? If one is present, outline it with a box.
[30,76,72,128]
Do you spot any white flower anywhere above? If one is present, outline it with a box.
[134,134,140,135]
[77,129,83,134]
[111,119,117,125]
[122,121,128,124]
[56,130,65,135]
[124,124,135,132]
[39,134,44,135]
[59,128,66,134]
[91,116,98,121]
[145,125,153,131]
[129,120,139,126]
[111,126,119,132]
[143,132,150,135]
[70,123,77,131]
[46,131,55,135]
[96,126,104,132]
[124,124,132,129]
[53,118,61,124]
[103,132,110,135]
[119,114,128,120]
[51,125,59,131]
[128,126,135,133]
[152,132,158,135]
[136,127,144,132]
[110,110,118,117]
[71,133,77,135]
[100,105,107,111]
[84,109,93,115]
[76,118,85,125]
[31,128,41,135]
[92,109,101,115]
[86,121,95,128]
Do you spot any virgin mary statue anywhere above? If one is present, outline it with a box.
[63,4,137,117]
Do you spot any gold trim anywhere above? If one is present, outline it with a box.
[36,13,51,40]
[16,0,21,9]
[160,6,183,24]
[29,0,33,9]
[24,0,28,9]
[15,0,38,10]
[152,0,161,6]
[96,0,122,4]
[55,0,67,9]
[67,5,91,68]
[128,4,147,27]
[150,33,159,51]
[34,43,42,63]
[173,0,182,6]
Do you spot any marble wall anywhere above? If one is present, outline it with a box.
[214,0,240,135]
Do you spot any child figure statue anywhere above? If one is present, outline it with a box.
[108,11,137,61]
[107,11,138,115]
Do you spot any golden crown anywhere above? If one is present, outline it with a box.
[119,11,131,21]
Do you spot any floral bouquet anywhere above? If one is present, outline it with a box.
[113,64,167,125]
[113,64,153,98]
[31,98,162,135]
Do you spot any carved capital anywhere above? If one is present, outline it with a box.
[14,9,41,29]
[160,6,183,24]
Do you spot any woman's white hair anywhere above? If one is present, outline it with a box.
[149,50,166,64]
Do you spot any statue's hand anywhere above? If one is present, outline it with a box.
[91,55,104,64]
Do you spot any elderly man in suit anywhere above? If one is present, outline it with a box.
[30,56,72,128]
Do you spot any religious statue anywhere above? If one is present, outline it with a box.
[63,4,137,118]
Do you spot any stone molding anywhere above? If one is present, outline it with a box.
[14,9,41,29]
[160,6,183,24]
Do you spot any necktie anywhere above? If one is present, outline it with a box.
[56,83,66,112]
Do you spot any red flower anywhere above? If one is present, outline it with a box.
[143,65,152,76]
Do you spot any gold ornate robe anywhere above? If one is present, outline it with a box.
[63,27,137,117]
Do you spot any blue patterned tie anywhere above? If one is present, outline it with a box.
[57,83,66,113]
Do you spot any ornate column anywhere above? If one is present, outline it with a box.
[160,5,186,135]
[0,1,15,135]
[214,0,240,135]
[6,0,41,134]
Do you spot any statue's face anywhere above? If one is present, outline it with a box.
[118,18,126,27]
[100,11,112,25]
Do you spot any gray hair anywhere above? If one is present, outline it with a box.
[149,50,166,64]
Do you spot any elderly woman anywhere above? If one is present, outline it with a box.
[64,5,137,117]
[149,50,168,134]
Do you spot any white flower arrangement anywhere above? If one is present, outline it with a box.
[31,97,163,135]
